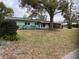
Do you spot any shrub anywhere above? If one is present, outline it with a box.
[0,20,18,37]
[0,35,19,41]
[72,24,79,28]
[0,20,19,41]
[53,23,63,29]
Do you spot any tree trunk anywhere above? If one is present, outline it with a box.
[49,15,54,30]
[67,18,72,29]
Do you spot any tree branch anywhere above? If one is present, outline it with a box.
[54,10,62,15]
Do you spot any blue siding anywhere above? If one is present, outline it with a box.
[30,22,35,25]
[16,21,41,29]
[16,21,25,29]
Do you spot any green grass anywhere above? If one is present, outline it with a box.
[10,28,79,59]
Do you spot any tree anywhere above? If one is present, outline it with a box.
[60,0,75,29]
[28,9,47,21]
[71,14,77,23]
[20,0,69,30]
[0,2,6,22]
[0,2,14,23]
[0,2,18,39]
[4,8,14,17]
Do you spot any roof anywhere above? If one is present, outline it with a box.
[5,17,26,21]
[40,21,50,23]
[5,17,62,24]
[5,17,41,22]
[40,21,62,24]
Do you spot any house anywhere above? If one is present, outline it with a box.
[5,17,63,29]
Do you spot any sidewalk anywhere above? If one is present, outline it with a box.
[62,48,79,59]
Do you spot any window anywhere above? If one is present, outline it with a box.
[35,22,39,25]
[28,22,30,25]
[25,22,27,25]
[43,24,45,27]
[25,22,30,25]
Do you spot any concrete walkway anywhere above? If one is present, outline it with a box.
[62,48,79,59]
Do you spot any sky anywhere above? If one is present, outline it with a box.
[0,0,79,22]
[0,0,27,17]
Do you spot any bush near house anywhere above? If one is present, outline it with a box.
[53,23,63,29]
[0,35,19,41]
[0,20,18,41]
[72,24,79,28]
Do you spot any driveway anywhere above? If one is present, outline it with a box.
[62,48,79,59]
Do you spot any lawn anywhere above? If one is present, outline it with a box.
[0,28,79,59]
[16,28,79,59]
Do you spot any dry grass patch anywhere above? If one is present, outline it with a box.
[0,28,79,59]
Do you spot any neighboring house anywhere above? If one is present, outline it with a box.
[5,17,63,29]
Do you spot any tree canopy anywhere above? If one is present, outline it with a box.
[0,2,18,38]
[28,9,47,21]
[0,2,14,22]
[20,0,69,30]
[5,8,14,16]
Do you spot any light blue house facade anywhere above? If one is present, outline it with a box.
[5,17,63,29]
[5,17,49,29]
[16,20,41,29]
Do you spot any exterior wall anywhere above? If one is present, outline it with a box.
[16,20,62,29]
[35,22,41,29]
[17,21,25,25]
[16,21,41,29]
[30,22,35,25]
[36,25,40,29]
[24,22,35,29]
[41,23,49,29]
[16,21,25,29]
[45,24,49,29]
[24,22,41,29]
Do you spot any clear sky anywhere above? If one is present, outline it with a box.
[0,0,79,22]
